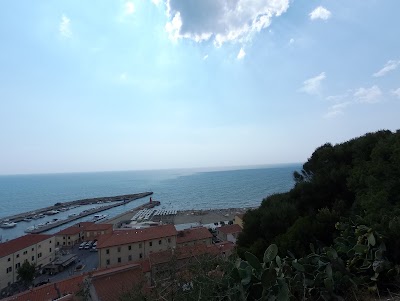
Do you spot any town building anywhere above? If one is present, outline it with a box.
[234,213,244,228]
[54,222,113,248]
[96,224,177,268]
[216,224,242,243]
[176,227,213,247]
[0,235,55,291]
[84,223,113,240]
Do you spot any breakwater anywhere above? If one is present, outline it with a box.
[0,192,153,225]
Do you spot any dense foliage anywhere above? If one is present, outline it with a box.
[236,130,400,297]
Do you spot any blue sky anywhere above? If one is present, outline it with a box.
[0,0,399,175]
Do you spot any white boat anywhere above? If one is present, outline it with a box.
[45,210,60,215]
[0,222,17,228]
[68,213,78,218]
[25,225,39,233]
[93,214,108,221]
[23,217,33,222]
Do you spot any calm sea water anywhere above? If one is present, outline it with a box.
[0,164,301,241]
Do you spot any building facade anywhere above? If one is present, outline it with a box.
[0,235,55,291]
[97,225,177,268]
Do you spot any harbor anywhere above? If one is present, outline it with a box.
[0,192,154,239]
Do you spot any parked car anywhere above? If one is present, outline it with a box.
[79,242,86,250]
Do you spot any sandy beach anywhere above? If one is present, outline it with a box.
[104,206,255,227]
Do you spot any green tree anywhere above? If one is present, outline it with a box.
[17,261,36,287]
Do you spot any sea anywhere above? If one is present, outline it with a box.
[0,164,302,241]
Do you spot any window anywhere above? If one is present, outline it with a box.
[16,254,19,258]
[49,240,52,243]
[8,258,10,262]
[159,240,162,245]
[38,253,42,258]
[139,253,143,259]
[139,243,142,248]
[128,255,132,261]
[149,241,152,247]
[23,251,27,255]
[117,247,121,252]
[38,244,41,248]
[168,238,171,243]
[6,267,12,273]
[106,249,110,255]
[63,242,66,245]
[31,248,34,251]
[15,263,20,269]
[128,245,132,250]
[32,256,34,261]
[118,257,121,263]
[68,236,70,239]
[106,259,110,265]
[49,248,52,252]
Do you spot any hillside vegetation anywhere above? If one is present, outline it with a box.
[236,129,400,299]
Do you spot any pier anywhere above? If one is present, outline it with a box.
[0,192,153,229]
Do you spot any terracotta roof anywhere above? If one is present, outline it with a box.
[85,223,113,232]
[91,264,147,301]
[213,241,236,253]
[97,225,177,249]
[0,234,53,258]
[217,224,242,235]
[55,226,83,236]
[149,244,219,266]
[4,274,84,301]
[176,227,213,244]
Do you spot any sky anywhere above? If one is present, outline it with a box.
[0,0,399,175]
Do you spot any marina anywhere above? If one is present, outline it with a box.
[0,192,153,236]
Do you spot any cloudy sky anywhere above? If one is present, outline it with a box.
[0,0,399,175]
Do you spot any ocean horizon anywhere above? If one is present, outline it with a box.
[0,163,302,241]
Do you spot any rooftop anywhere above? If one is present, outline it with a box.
[97,224,177,249]
[91,263,147,301]
[218,224,242,235]
[0,234,53,258]
[4,274,84,301]
[176,227,213,244]
[85,223,113,232]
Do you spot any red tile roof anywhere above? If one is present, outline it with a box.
[55,226,83,236]
[176,227,213,244]
[0,234,53,258]
[91,264,148,301]
[4,274,84,301]
[217,224,242,235]
[85,223,113,232]
[97,225,177,249]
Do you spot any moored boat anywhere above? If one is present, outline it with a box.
[0,222,17,228]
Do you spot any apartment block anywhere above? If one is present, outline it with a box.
[176,227,213,247]
[0,235,55,291]
[97,225,177,268]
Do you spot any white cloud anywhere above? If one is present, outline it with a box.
[324,101,352,118]
[203,54,209,60]
[237,48,246,60]
[152,0,162,6]
[59,14,72,38]
[309,6,331,21]
[373,60,400,77]
[125,2,135,14]
[324,101,352,119]
[299,72,326,95]
[326,93,349,102]
[391,88,400,98]
[289,38,294,45]
[165,0,290,46]
[354,85,382,103]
